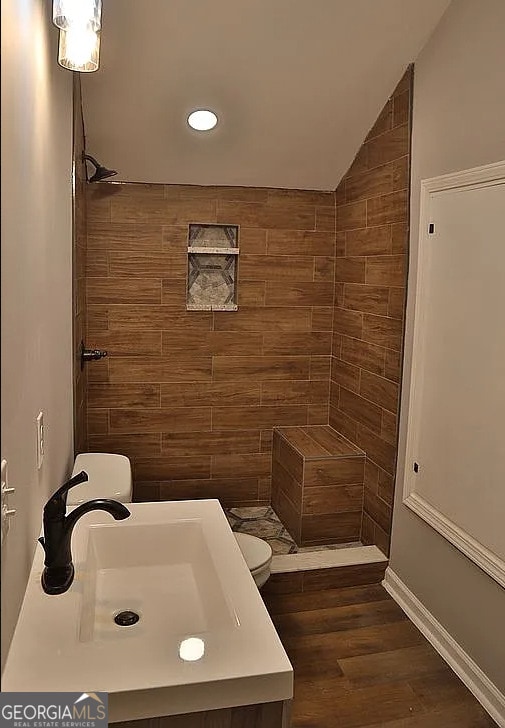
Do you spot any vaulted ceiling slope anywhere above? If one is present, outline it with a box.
[82,0,450,190]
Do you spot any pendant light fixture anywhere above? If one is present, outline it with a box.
[53,0,102,32]
[53,1,103,73]
[58,27,101,72]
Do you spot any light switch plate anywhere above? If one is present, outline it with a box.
[1,459,7,493]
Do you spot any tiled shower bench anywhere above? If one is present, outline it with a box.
[272,425,365,546]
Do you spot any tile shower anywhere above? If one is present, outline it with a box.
[85,183,335,510]
[79,68,412,557]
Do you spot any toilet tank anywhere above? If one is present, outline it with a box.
[69,453,132,505]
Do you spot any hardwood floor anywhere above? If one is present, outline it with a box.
[263,583,498,728]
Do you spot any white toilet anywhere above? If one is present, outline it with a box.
[234,532,272,589]
[70,453,273,589]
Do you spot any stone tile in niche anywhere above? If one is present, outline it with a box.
[187,253,237,311]
[189,223,238,248]
[186,222,239,311]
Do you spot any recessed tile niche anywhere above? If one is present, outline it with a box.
[187,223,239,311]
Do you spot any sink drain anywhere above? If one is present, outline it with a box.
[114,610,140,627]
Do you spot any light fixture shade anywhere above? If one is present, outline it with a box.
[187,110,219,131]
[53,0,102,31]
[58,27,100,73]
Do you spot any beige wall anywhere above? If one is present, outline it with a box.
[391,0,505,692]
[1,1,74,667]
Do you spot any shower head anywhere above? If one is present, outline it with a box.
[83,154,117,183]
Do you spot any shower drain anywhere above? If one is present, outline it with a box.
[114,610,140,627]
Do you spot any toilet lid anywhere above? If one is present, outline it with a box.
[69,453,132,505]
[235,533,272,572]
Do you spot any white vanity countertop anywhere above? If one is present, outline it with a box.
[2,500,293,722]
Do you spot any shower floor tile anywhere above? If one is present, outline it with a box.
[226,506,362,555]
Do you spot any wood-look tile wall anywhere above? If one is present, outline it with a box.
[85,184,335,505]
[330,67,413,555]
[72,76,87,454]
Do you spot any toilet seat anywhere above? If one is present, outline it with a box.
[234,532,272,573]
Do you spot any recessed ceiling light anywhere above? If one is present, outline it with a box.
[187,109,218,131]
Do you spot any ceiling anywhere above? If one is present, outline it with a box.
[82,0,450,191]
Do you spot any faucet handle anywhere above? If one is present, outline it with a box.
[43,471,89,518]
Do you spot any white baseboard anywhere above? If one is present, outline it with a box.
[383,568,505,728]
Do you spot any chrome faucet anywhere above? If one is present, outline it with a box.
[38,470,130,595]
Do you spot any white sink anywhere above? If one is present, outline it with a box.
[2,500,293,722]
[80,519,234,643]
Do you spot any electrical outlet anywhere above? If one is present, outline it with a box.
[1,459,16,543]
[36,411,44,470]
